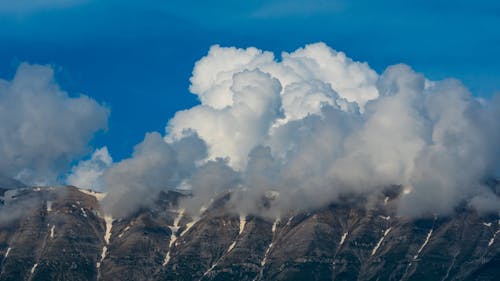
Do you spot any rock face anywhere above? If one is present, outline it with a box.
[1,186,499,281]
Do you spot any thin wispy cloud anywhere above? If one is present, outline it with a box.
[252,0,344,18]
[0,0,87,14]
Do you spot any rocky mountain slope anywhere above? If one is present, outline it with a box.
[0,186,499,281]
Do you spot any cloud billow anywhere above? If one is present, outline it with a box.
[101,42,500,218]
[0,63,109,185]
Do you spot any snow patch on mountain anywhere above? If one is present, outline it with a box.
[163,209,184,266]
[414,229,433,260]
[372,227,392,256]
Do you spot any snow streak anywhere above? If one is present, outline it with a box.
[163,209,185,266]
[413,229,433,260]
[371,227,392,256]
[97,215,113,269]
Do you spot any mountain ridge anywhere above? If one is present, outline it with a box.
[0,186,499,281]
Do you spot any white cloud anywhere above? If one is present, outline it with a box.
[281,42,379,110]
[101,132,207,217]
[168,69,282,169]
[189,45,275,109]
[103,43,500,219]
[168,43,377,169]
[66,147,112,190]
[0,63,109,185]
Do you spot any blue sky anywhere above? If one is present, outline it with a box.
[1,0,499,161]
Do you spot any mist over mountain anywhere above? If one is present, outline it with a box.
[0,63,109,186]
[67,43,500,220]
[0,42,499,280]
[0,43,498,221]
[1,186,500,281]
[0,175,25,189]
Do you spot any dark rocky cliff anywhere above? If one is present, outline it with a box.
[0,186,499,281]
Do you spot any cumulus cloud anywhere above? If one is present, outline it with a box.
[168,69,283,169]
[187,43,377,112]
[103,42,500,219]
[168,43,375,168]
[66,147,112,191]
[0,63,109,185]
[101,132,207,217]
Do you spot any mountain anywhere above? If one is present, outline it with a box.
[0,186,499,281]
